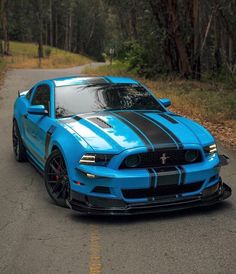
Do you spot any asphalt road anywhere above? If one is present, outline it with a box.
[0,64,235,274]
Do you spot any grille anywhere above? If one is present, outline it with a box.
[92,186,111,194]
[122,181,204,199]
[119,149,202,169]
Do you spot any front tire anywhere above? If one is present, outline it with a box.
[12,120,27,162]
[44,149,70,208]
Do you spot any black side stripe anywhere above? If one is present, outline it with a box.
[27,146,45,164]
[116,111,177,149]
[139,112,183,149]
[159,113,178,124]
[45,126,56,159]
[111,112,153,152]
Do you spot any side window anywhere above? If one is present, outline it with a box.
[31,84,50,113]
[25,88,33,100]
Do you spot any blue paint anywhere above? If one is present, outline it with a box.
[13,75,224,209]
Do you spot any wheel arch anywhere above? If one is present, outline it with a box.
[49,142,67,162]
[47,125,93,181]
[48,140,80,181]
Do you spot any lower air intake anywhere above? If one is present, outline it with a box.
[122,181,204,199]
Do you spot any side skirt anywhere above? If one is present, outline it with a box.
[27,150,45,176]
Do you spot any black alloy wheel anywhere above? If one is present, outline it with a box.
[12,120,27,162]
[45,149,70,207]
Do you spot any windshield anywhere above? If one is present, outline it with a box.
[55,84,165,118]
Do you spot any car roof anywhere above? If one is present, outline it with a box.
[49,75,139,87]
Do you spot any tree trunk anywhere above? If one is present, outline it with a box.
[192,0,201,80]
[214,12,221,74]
[68,6,72,52]
[167,0,192,78]
[149,0,177,72]
[1,0,9,55]
[64,15,68,51]
[0,41,3,55]
[49,0,53,46]
[130,0,138,40]
[38,14,44,65]
[55,13,58,48]
[45,18,48,46]
[38,34,43,58]
[228,36,233,72]
[149,0,191,77]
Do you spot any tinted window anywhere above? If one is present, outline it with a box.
[55,84,164,118]
[25,88,33,100]
[31,84,50,112]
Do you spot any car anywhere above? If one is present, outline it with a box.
[13,75,232,215]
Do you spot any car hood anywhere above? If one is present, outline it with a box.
[62,111,214,153]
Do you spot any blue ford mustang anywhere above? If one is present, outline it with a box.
[13,76,231,215]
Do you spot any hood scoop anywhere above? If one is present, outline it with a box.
[87,117,112,129]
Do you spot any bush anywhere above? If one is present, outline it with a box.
[44,46,52,58]
[118,40,167,78]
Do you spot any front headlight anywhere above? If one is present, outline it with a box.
[79,153,114,166]
[204,143,217,154]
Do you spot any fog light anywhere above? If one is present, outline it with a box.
[125,154,141,168]
[185,150,199,163]
[202,183,219,197]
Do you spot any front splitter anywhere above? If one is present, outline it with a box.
[68,183,232,216]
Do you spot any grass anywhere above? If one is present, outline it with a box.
[82,62,236,149]
[3,41,92,69]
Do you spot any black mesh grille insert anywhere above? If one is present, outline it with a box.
[120,149,202,169]
[122,181,204,199]
[92,186,111,194]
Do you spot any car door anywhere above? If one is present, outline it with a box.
[24,84,52,164]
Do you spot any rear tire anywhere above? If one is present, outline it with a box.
[44,149,70,208]
[12,120,27,162]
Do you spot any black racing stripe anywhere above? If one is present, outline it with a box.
[27,146,45,164]
[45,126,56,159]
[154,167,180,186]
[59,116,82,124]
[147,168,156,201]
[159,113,178,124]
[116,111,177,149]
[178,166,186,185]
[73,116,82,121]
[147,168,156,189]
[60,118,75,124]
[111,112,153,152]
[168,113,182,117]
[140,112,184,149]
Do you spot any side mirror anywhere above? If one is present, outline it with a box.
[28,105,48,115]
[160,98,171,108]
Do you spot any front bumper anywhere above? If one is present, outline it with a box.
[68,182,231,215]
